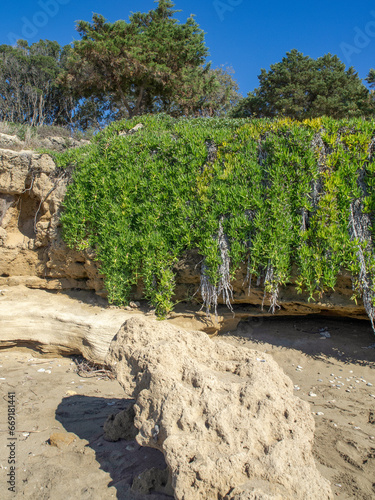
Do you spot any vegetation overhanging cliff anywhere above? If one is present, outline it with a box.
[54,115,375,328]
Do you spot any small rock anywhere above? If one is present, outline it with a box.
[37,368,45,373]
[367,383,373,387]
[65,390,77,396]
[119,123,144,136]
[319,331,331,338]
[315,412,324,416]
[309,392,317,397]
[0,132,23,150]
[49,432,76,448]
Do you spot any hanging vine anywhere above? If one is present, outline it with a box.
[53,114,375,330]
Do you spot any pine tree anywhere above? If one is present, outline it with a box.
[61,0,215,118]
[232,50,370,119]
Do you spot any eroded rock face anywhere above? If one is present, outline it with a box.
[0,147,105,294]
[106,316,333,500]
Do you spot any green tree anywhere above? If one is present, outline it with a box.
[0,39,116,129]
[61,0,215,118]
[366,69,375,87]
[0,40,78,126]
[198,66,242,117]
[232,49,370,119]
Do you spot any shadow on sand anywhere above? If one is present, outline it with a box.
[229,314,375,367]
[55,395,173,500]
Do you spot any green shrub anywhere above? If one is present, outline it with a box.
[54,114,375,325]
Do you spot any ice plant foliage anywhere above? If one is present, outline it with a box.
[56,115,375,327]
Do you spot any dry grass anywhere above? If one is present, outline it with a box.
[0,121,93,150]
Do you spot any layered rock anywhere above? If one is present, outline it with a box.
[0,147,105,294]
[0,286,132,363]
[106,316,333,500]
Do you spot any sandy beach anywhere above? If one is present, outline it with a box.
[0,314,374,499]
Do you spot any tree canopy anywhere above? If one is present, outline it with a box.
[231,49,372,120]
[0,40,76,126]
[2,7,375,128]
[60,0,229,118]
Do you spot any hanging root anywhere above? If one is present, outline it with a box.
[243,256,252,296]
[262,263,281,314]
[349,201,375,332]
[199,221,234,317]
[200,261,219,317]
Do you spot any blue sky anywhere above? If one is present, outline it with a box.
[1,0,375,97]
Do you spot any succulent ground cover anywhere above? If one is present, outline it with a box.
[54,115,375,325]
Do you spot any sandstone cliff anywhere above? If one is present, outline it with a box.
[0,137,370,326]
[0,144,105,295]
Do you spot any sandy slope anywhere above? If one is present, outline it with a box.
[0,314,374,499]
